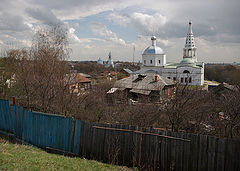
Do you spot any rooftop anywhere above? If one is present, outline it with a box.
[114,73,175,93]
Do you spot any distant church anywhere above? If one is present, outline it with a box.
[135,21,204,86]
[105,52,114,68]
[97,52,114,68]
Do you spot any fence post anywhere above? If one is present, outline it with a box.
[12,97,16,106]
[71,118,76,153]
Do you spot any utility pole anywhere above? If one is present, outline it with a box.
[133,45,135,66]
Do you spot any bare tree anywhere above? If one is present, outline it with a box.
[7,25,72,114]
[161,84,211,132]
[211,90,240,138]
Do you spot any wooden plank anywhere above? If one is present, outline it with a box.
[85,122,91,159]
[95,123,102,161]
[158,129,165,171]
[129,125,136,167]
[197,134,208,171]
[132,125,139,167]
[223,138,231,171]
[183,133,190,171]
[46,147,78,157]
[102,123,107,163]
[121,124,128,166]
[172,131,178,171]
[92,126,190,142]
[207,136,216,171]
[153,129,159,171]
[189,134,199,171]
[215,137,226,171]
[233,139,240,170]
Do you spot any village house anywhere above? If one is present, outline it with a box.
[67,73,91,93]
[107,73,175,103]
[211,82,240,95]
[119,68,133,77]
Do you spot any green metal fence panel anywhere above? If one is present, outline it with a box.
[0,100,14,133]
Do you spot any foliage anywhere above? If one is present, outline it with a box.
[114,61,140,72]
[74,62,109,77]
[0,138,132,171]
[205,64,240,85]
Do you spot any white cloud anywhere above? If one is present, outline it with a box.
[0,0,239,62]
[89,22,126,46]
[109,12,167,35]
[25,7,64,26]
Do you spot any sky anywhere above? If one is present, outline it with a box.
[0,0,240,63]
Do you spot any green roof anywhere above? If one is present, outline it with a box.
[163,59,202,68]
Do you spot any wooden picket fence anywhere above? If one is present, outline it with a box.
[0,99,240,171]
[78,122,240,171]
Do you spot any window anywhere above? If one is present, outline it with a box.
[173,77,176,81]
[158,60,161,64]
[189,77,192,83]
[144,60,146,64]
[150,60,153,64]
[185,77,188,83]
[183,70,190,74]
[181,77,183,83]
[167,77,170,79]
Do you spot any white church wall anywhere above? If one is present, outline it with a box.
[177,67,203,85]
[161,67,204,86]
[142,54,165,67]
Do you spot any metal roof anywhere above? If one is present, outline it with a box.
[123,68,133,74]
[143,46,164,55]
[114,73,175,92]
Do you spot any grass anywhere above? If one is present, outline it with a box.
[0,137,133,171]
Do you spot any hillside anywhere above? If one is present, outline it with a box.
[0,137,133,171]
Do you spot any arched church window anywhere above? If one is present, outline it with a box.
[158,60,161,64]
[144,60,146,64]
[183,70,190,74]
[150,60,153,64]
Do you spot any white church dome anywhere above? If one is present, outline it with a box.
[143,36,164,55]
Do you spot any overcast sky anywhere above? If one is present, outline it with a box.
[0,0,240,63]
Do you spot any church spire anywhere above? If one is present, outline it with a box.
[151,36,157,46]
[188,21,193,34]
[183,21,197,62]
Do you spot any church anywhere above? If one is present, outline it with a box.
[135,21,204,86]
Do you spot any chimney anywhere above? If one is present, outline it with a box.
[155,75,159,82]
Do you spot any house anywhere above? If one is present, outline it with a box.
[107,73,175,103]
[211,82,240,95]
[102,71,116,81]
[119,68,133,77]
[67,73,91,93]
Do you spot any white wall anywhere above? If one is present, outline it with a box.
[142,54,166,67]
[162,66,204,85]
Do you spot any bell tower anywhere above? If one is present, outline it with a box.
[183,21,197,62]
